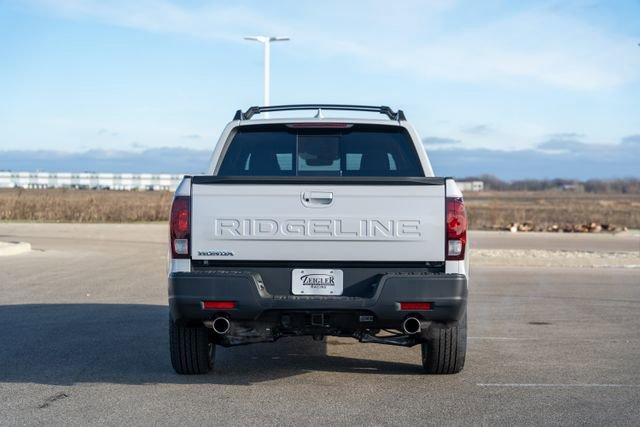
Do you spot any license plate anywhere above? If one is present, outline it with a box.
[291,269,343,296]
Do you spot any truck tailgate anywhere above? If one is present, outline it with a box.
[191,182,445,262]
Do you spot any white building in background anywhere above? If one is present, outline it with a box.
[0,171,183,191]
[0,172,13,188]
[456,180,484,192]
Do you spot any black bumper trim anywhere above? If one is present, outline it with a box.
[169,271,467,326]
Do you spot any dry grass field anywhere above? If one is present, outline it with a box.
[0,189,173,222]
[464,191,640,230]
[1,188,639,230]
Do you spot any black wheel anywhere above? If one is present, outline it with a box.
[169,320,214,375]
[421,311,467,374]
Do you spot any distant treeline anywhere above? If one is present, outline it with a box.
[459,175,640,193]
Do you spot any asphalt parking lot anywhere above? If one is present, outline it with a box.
[0,224,638,425]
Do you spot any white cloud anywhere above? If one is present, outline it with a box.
[30,0,286,41]
[304,7,640,90]
[462,125,493,136]
[423,136,461,145]
[26,0,640,90]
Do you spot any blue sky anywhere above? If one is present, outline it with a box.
[1,0,639,178]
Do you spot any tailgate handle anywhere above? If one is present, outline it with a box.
[302,191,333,206]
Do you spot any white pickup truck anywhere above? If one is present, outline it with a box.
[168,105,469,375]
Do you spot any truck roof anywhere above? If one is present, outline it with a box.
[233,104,407,122]
[206,104,434,176]
[236,117,405,126]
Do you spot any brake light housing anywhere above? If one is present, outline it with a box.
[446,197,467,260]
[286,123,353,129]
[202,301,237,310]
[400,302,433,311]
[170,196,191,258]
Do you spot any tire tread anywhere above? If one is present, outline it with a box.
[421,312,467,374]
[169,320,213,375]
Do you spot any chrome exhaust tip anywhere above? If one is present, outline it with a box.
[212,317,231,335]
[402,317,422,335]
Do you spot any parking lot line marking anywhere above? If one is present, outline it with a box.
[469,337,536,340]
[477,383,640,388]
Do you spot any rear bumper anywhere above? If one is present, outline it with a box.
[169,271,467,327]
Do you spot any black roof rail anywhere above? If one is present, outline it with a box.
[233,104,407,121]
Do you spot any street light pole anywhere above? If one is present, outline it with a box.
[263,39,270,106]
[244,36,290,107]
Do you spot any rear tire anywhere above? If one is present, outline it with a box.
[421,311,467,374]
[169,320,214,375]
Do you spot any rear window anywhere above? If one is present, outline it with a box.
[218,124,423,177]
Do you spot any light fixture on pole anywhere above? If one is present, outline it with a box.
[244,36,290,108]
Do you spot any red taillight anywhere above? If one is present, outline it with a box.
[176,209,188,233]
[400,302,432,311]
[170,196,190,258]
[446,197,467,260]
[202,301,237,310]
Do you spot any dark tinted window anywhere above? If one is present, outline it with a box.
[218,124,423,177]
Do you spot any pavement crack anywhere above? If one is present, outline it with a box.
[38,392,69,409]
